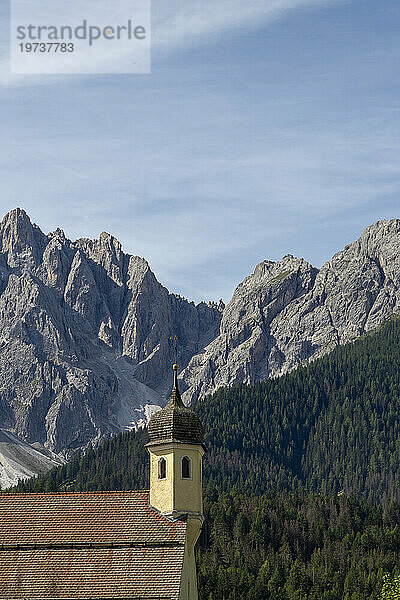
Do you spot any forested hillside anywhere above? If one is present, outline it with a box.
[13,316,400,503]
[10,315,400,599]
[200,315,400,504]
[12,428,150,493]
[198,488,400,600]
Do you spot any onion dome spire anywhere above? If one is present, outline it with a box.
[147,361,204,447]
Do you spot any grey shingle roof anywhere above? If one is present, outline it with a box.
[0,490,186,600]
[147,374,203,446]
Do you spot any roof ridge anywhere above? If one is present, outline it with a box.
[0,489,150,498]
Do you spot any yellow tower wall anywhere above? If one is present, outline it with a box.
[148,443,204,517]
[148,447,174,515]
[178,516,203,600]
[147,432,205,600]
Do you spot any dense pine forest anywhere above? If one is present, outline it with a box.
[198,488,400,600]
[200,315,400,504]
[14,427,150,493]
[15,315,400,503]
[10,316,400,598]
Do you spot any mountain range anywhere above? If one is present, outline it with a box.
[0,207,400,486]
[17,313,400,504]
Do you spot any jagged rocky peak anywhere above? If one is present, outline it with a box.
[329,218,400,265]
[181,255,319,403]
[64,250,99,315]
[360,217,400,241]
[126,254,153,283]
[220,254,318,334]
[74,232,126,287]
[245,254,317,289]
[0,208,223,478]
[0,208,46,267]
[48,227,67,242]
[181,221,400,403]
[254,253,313,274]
[99,231,123,256]
[41,230,72,293]
[310,218,400,335]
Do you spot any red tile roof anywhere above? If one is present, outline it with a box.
[0,491,187,599]
[0,546,185,599]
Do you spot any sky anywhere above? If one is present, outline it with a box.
[0,0,399,302]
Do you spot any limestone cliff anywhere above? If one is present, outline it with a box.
[181,220,400,402]
[0,208,399,486]
[0,208,221,468]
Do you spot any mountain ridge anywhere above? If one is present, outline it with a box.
[1,208,400,486]
[16,314,400,505]
[0,208,222,471]
[181,218,400,402]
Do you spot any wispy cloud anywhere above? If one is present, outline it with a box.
[0,0,340,86]
[154,0,341,50]
[0,0,398,302]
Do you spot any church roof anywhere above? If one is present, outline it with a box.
[147,365,204,447]
[0,490,187,600]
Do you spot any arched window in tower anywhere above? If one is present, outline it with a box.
[158,457,167,480]
[181,456,192,479]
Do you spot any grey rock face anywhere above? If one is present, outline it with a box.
[0,208,221,471]
[181,219,400,403]
[1,208,400,486]
[0,428,62,490]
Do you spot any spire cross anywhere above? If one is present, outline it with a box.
[170,335,178,366]
[169,335,182,400]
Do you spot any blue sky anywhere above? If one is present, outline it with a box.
[0,0,399,302]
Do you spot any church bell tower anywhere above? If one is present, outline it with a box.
[146,362,206,519]
[146,361,206,600]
